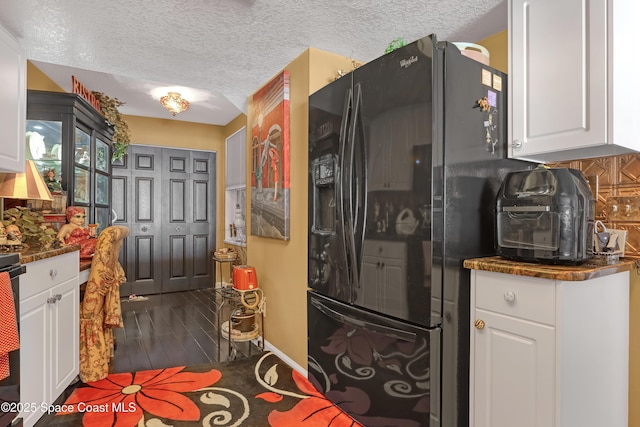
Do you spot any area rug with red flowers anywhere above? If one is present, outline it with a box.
[48,352,362,427]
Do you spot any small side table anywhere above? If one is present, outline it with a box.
[211,253,237,288]
[214,285,264,361]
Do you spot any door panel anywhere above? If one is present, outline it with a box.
[170,179,186,222]
[162,149,190,292]
[111,174,129,277]
[120,146,163,295]
[193,234,210,277]
[114,145,216,296]
[189,152,216,289]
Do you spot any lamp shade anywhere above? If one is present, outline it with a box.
[0,160,54,201]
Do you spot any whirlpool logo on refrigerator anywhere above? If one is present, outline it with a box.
[400,55,418,68]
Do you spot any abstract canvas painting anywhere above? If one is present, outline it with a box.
[250,70,290,240]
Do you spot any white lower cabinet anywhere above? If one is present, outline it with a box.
[359,240,408,319]
[20,251,79,427]
[469,269,629,427]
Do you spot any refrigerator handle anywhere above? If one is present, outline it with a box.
[343,83,365,290]
[341,88,359,291]
[339,87,353,286]
[310,296,417,343]
[351,83,367,285]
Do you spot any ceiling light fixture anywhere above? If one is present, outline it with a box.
[160,92,190,116]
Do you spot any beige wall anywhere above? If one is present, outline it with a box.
[27,61,64,92]
[245,48,357,368]
[477,30,508,73]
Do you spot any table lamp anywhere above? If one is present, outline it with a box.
[0,160,54,222]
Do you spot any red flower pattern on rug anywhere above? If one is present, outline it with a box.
[265,370,363,426]
[51,353,362,427]
[58,366,221,426]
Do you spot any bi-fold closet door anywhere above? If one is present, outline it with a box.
[113,144,217,296]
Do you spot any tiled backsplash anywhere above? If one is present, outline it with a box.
[550,154,640,256]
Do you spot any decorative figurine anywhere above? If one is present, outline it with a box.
[43,169,63,193]
[0,224,24,252]
[57,206,97,259]
[5,225,23,247]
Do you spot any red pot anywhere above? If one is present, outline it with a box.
[233,265,258,290]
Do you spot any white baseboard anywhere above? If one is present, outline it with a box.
[258,338,307,378]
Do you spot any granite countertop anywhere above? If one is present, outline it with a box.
[18,244,80,264]
[463,256,637,281]
[80,259,92,271]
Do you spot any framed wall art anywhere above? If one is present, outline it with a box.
[250,70,290,240]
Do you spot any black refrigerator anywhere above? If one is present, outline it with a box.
[307,34,534,427]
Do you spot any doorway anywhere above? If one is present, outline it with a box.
[112,144,217,296]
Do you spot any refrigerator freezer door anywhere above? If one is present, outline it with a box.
[307,291,434,426]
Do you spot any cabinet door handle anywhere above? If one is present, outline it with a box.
[474,319,485,330]
[504,291,516,303]
[55,294,62,301]
[512,139,522,149]
[47,297,57,304]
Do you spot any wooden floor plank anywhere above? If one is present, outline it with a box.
[110,288,259,373]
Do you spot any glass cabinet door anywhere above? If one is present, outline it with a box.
[95,207,111,234]
[74,126,91,205]
[75,128,91,166]
[96,138,109,173]
[26,120,63,191]
[95,173,109,205]
[74,167,90,204]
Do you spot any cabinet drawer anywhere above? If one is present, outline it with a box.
[474,271,555,325]
[363,240,407,259]
[21,251,79,300]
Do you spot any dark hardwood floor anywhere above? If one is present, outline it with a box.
[112,288,257,372]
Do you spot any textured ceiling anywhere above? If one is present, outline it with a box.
[0,0,507,125]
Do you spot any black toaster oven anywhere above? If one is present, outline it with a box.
[496,167,594,264]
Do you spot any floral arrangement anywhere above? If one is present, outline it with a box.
[92,91,131,162]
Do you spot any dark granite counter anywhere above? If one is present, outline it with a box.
[463,256,637,281]
[18,244,80,264]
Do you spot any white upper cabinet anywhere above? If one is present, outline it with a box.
[0,23,26,172]
[508,0,640,162]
